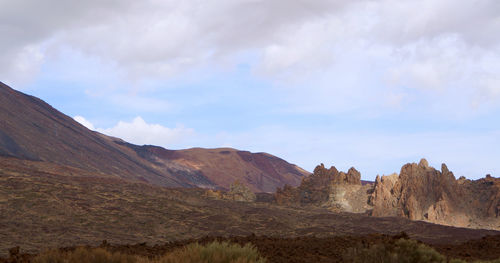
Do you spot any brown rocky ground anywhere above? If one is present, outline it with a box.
[1,158,499,259]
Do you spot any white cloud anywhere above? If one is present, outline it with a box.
[74,116,95,130]
[1,45,45,87]
[98,117,194,146]
[2,0,500,113]
[73,116,194,148]
[4,0,498,186]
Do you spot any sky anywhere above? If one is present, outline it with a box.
[1,0,500,180]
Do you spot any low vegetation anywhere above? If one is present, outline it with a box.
[32,247,136,263]
[5,235,500,263]
[157,241,265,263]
[343,238,446,263]
[343,238,500,263]
[31,241,266,263]
[450,260,500,263]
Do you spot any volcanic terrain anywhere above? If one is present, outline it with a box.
[1,81,500,261]
[1,157,499,258]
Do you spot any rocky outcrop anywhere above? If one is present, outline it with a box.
[369,159,500,230]
[275,164,371,212]
[227,181,257,202]
[205,181,256,202]
[370,160,461,223]
[276,159,500,230]
[311,164,361,185]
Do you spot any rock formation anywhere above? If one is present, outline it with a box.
[370,159,463,224]
[205,180,256,202]
[369,159,499,230]
[276,164,372,212]
[276,159,500,230]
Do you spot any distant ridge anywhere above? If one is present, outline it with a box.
[0,81,308,192]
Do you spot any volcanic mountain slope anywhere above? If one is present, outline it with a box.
[120,143,307,192]
[276,159,500,230]
[0,81,307,192]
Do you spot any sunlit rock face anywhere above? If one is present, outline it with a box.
[275,163,372,213]
[369,159,500,230]
[277,159,500,230]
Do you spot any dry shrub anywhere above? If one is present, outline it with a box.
[343,238,446,263]
[156,241,266,263]
[450,260,500,263]
[344,238,500,263]
[32,247,137,263]
[23,239,500,263]
[31,241,265,263]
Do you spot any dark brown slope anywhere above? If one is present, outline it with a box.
[0,81,189,187]
[0,82,306,191]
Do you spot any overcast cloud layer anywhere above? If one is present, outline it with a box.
[2,0,500,179]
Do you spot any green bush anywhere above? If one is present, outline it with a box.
[157,241,266,263]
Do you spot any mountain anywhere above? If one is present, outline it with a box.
[119,143,307,192]
[0,81,307,192]
[275,159,500,230]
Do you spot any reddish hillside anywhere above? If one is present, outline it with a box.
[0,81,306,191]
[121,143,308,192]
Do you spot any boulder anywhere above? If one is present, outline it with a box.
[205,181,256,202]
